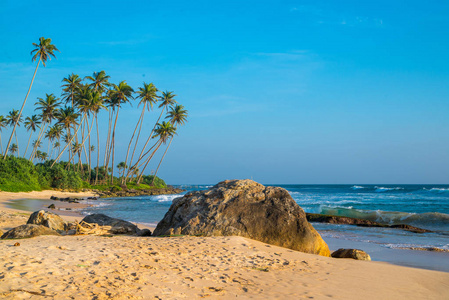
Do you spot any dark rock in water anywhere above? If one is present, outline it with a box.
[137,228,152,236]
[48,204,56,209]
[50,196,58,200]
[87,197,98,200]
[153,179,330,256]
[306,213,432,233]
[27,210,66,231]
[331,248,371,261]
[1,224,60,239]
[82,214,138,234]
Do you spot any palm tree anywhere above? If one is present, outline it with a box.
[31,94,60,160]
[135,91,176,170]
[51,106,79,166]
[61,73,82,106]
[151,104,188,185]
[105,81,134,184]
[122,82,158,184]
[117,161,127,178]
[24,115,41,157]
[85,71,111,93]
[6,110,23,156]
[136,121,176,184]
[9,144,18,156]
[0,115,7,154]
[3,37,59,159]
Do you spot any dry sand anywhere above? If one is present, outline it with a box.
[0,191,448,299]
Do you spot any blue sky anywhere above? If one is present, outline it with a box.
[1,0,448,184]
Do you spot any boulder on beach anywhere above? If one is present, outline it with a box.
[27,210,66,231]
[1,224,60,239]
[153,179,331,256]
[331,248,371,261]
[82,214,138,234]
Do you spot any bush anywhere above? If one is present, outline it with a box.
[140,175,167,188]
[0,156,41,192]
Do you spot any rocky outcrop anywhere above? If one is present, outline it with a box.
[331,248,371,260]
[1,224,60,239]
[27,210,66,232]
[82,214,138,234]
[306,213,432,233]
[153,179,330,256]
[97,187,184,198]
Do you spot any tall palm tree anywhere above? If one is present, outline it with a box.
[0,115,7,154]
[135,91,176,169]
[105,81,134,184]
[24,115,41,157]
[122,82,158,184]
[151,104,188,185]
[6,110,23,156]
[136,121,176,184]
[3,37,59,159]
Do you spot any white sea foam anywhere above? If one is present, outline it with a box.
[374,186,404,192]
[151,194,181,202]
[427,188,449,193]
[351,185,365,190]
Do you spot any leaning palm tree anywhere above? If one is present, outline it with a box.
[135,91,176,167]
[6,110,23,156]
[0,115,7,154]
[136,121,176,184]
[24,115,41,157]
[151,104,188,185]
[122,82,158,184]
[105,81,134,184]
[3,37,59,159]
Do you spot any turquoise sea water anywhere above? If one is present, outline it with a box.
[81,184,449,272]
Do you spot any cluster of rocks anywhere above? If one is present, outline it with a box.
[1,179,374,261]
[0,211,150,239]
[306,213,432,233]
[97,187,184,198]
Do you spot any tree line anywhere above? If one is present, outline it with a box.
[0,37,188,187]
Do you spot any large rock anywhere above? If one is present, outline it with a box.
[81,214,138,234]
[27,210,66,231]
[1,224,60,239]
[331,248,371,261]
[153,179,330,256]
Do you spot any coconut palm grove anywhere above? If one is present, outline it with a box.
[0,37,188,192]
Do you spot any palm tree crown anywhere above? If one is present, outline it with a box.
[31,37,60,67]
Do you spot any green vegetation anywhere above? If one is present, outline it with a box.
[0,37,187,192]
[0,155,167,192]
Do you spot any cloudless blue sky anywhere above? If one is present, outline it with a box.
[1,0,448,184]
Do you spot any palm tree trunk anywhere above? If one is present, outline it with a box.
[14,131,19,157]
[122,104,145,184]
[151,136,174,185]
[24,131,33,157]
[4,57,41,159]
[136,108,165,167]
[136,140,162,185]
[103,109,113,181]
[127,105,146,181]
[51,114,86,167]
[124,140,158,183]
[110,107,121,185]
[95,114,100,185]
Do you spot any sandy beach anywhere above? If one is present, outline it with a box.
[1,191,448,299]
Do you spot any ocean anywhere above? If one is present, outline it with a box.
[81,184,449,272]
